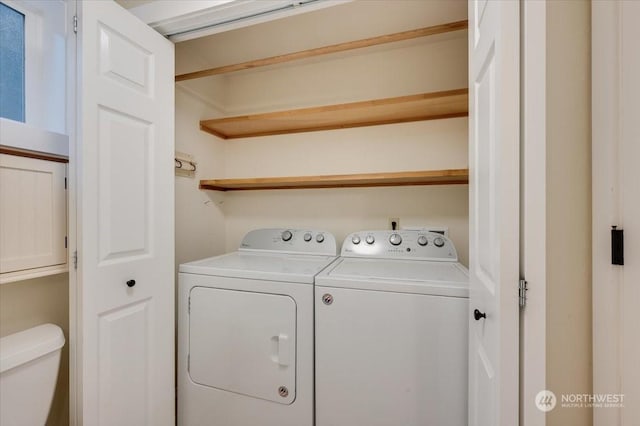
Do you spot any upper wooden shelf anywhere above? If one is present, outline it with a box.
[199,169,469,191]
[200,88,468,139]
[176,20,468,82]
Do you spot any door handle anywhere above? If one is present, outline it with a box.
[277,333,290,366]
[474,309,486,320]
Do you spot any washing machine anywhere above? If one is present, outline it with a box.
[315,230,469,426]
[178,228,338,426]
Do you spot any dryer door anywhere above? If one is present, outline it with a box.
[189,287,296,404]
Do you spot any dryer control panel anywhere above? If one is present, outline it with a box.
[341,230,458,261]
[239,228,338,255]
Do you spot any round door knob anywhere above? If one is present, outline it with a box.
[417,235,428,246]
[389,233,402,246]
[434,237,445,247]
[316,234,325,243]
[126,280,136,288]
[474,309,486,321]
[303,233,312,242]
[351,235,361,245]
[365,235,375,245]
[281,230,293,241]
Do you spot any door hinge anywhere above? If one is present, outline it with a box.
[64,177,67,189]
[612,226,624,265]
[73,15,78,34]
[519,279,528,308]
[72,250,78,270]
[64,236,67,248]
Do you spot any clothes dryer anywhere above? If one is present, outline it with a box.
[178,228,338,426]
[315,230,469,426]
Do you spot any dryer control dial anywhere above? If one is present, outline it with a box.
[389,233,402,246]
[303,233,312,242]
[417,235,428,246]
[316,234,325,243]
[365,235,375,245]
[434,237,445,247]
[281,230,293,242]
[351,235,361,245]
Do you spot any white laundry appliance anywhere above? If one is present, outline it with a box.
[178,228,338,426]
[315,230,469,426]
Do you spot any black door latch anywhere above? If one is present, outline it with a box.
[612,226,624,265]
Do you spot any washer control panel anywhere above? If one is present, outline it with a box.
[239,228,337,255]
[342,230,458,261]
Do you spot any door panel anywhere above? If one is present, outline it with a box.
[315,286,468,426]
[189,287,296,405]
[468,1,520,425]
[97,107,151,262]
[98,300,151,426]
[77,1,174,425]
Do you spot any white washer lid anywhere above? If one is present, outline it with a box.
[0,324,65,373]
[316,257,469,297]
[179,251,338,284]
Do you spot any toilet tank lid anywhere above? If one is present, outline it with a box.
[0,324,65,373]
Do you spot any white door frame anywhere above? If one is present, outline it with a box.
[592,1,638,425]
[591,2,619,425]
[520,2,548,425]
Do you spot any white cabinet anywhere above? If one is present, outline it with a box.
[0,153,67,283]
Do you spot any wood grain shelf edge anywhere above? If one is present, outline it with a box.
[199,169,469,191]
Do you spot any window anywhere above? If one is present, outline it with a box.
[0,2,25,122]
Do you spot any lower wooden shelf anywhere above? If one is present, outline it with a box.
[199,169,469,191]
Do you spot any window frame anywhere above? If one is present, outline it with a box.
[0,0,69,159]
[1,0,41,126]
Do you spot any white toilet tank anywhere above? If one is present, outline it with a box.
[0,323,65,426]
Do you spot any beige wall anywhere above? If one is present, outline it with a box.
[175,88,227,266]
[0,273,69,426]
[546,1,592,425]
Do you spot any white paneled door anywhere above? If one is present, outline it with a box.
[468,1,519,426]
[76,1,174,425]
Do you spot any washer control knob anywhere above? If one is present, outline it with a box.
[281,230,293,242]
[365,235,375,245]
[351,235,361,245]
[417,235,428,246]
[389,233,402,246]
[316,234,325,243]
[434,237,445,247]
[303,232,312,242]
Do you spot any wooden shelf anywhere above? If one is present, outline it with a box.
[200,89,468,139]
[199,169,469,191]
[176,20,468,82]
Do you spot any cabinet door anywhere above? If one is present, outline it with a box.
[0,154,66,275]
